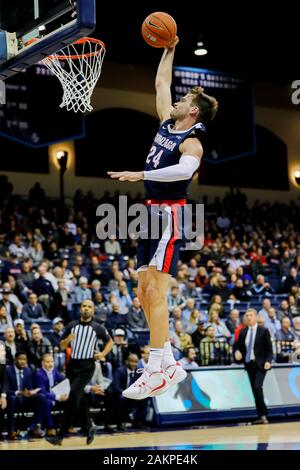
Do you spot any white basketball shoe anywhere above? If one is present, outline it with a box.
[160,362,187,394]
[122,368,168,400]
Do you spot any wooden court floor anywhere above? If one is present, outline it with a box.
[1,421,300,450]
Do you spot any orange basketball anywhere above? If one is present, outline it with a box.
[142,12,177,48]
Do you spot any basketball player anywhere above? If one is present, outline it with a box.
[108,37,218,399]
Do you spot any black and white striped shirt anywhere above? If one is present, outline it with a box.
[62,320,111,360]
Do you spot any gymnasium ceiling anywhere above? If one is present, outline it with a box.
[96,1,298,84]
[93,1,299,110]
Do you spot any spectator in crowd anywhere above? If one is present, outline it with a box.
[90,279,101,299]
[48,318,65,349]
[65,215,77,237]
[106,301,128,331]
[288,295,300,318]
[28,326,53,370]
[47,317,66,371]
[104,235,121,257]
[176,269,189,295]
[33,264,56,312]
[277,299,292,321]
[232,279,250,301]
[137,345,150,369]
[257,315,266,327]
[72,255,90,279]
[36,261,58,291]
[208,309,231,339]
[108,271,124,294]
[183,277,198,298]
[106,293,120,313]
[181,298,196,324]
[8,235,28,259]
[258,298,273,322]
[73,277,92,305]
[209,295,224,316]
[291,316,300,341]
[216,211,231,231]
[167,286,186,313]
[265,307,281,338]
[3,327,21,365]
[59,224,75,249]
[199,326,217,366]
[5,352,46,439]
[250,275,274,297]
[282,267,299,293]
[0,305,10,332]
[16,261,35,299]
[226,309,241,334]
[226,293,241,311]
[28,241,44,267]
[34,353,67,436]
[279,250,292,277]
[187,259,198,279]
[185,309,204,334]
[108,328,128,371]
[169,306,183,333]
[178,347,199,369]
[275,317,295,342]
[14,319,29,353]
[22,293,44,322]
[235,309,273,425]
[170,320,193,353]
[122,259,136,281]
[127,297,147,330]
[4,279,23,313]
[93,292,109,324]
[113,281,132,314]
[0,287,18,325]
[195,266,209,289]
[113,353,148,431]
[191,321,206,348]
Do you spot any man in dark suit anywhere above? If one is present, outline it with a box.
[113,353,148,431]
[235,308,273,424]
[5,352,46,439]
[21,293,44,322]
[34,353,68,436]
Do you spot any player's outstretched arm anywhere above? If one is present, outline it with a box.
[155,36,179,123]
[107,171,144,182]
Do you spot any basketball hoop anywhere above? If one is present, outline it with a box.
[42,37,106,113]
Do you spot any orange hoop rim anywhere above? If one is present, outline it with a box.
[46,37,106,61]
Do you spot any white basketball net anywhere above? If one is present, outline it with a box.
[42,37,105,113]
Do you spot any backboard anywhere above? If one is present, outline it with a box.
[0,0,96,85]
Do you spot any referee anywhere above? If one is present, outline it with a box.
[46,299,113,446]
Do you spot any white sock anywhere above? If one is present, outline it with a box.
[162,341,176,369]
[147,348,164,373]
